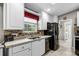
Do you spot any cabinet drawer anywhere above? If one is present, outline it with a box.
[12,43,31,53]
[12,49,31,56]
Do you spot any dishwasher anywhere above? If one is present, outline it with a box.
[75,37,79,55]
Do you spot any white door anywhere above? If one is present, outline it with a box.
[63,19,72,48]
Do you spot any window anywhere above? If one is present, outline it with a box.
[24,17,37,32]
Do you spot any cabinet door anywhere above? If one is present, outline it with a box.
[32,41,41,56]
[32,39,45,56]
[39,39,45,55]
[38,12,47,30]
[77,11,79,26]
[42,18,47,30]
[38,19,42,30]
[3,3,24,30]
[0,48,2,56]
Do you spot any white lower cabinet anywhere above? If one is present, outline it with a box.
[7,39,45,56]
[39,39,45,55]
[32,39,45,56]
[0,48,3,56]
[9,43,32,56]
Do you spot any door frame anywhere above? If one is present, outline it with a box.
[59,19,75,52]
[63,19,73,47]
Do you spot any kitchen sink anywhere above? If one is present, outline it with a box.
[29,37,40,39]
[28,37,40,39]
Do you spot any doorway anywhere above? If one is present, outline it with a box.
[59,19,73,50]
[63,19,72,49]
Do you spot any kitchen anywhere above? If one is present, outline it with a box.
[0,3,79,56]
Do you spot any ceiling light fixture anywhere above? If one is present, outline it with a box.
[51,3,56,5]
[47,8,51,12]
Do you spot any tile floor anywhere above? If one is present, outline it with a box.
[45,40,76,56]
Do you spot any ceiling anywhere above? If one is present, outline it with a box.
[24,3,79,16]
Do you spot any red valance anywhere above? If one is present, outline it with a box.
[24,11,39,21]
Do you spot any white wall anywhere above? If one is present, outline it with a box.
[0,4,4,43]
[59,11,77,23]
[40,11,58,23]
[24,17,37,23]
[48,15,58,23]
[39,11,58,30]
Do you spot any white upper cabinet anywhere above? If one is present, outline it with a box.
[38,11,58,30]
[38,12,48,30]
[77,11,79,26]
[3,3,24,30]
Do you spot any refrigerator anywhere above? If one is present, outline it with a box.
[44,23,59,50]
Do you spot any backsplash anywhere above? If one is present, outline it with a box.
[75,27,79,35]
[4,30,44,40]
[4,30,22,36]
